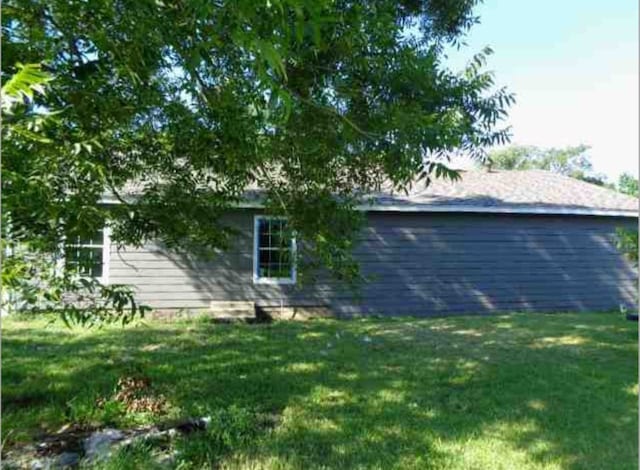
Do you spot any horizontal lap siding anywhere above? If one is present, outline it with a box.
[109,211,638,315]
[350,213,637,315]
[109,212,329,309]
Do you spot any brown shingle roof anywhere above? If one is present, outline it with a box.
[366,169,638,216]
[108,169,638,216]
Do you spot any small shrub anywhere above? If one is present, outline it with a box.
[615,227,638,265]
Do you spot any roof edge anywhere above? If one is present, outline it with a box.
[100,196,638,218]
[355,203,638,218]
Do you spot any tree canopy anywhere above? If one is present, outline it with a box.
[486,145,640,194]
[3,0,513,318]
[485,144,611,186]
[617,173,639,197]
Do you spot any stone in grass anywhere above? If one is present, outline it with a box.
[29,457,52,470]
[2,452,66,470]
[83,428,125,462]
[53,452,81,468]
[155,450,179,467]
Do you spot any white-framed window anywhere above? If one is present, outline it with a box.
[253,216,296,284]
[63,226,110,284]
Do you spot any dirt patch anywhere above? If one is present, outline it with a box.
[96,375,168,414]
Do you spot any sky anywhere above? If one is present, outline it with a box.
[445,0,638,181]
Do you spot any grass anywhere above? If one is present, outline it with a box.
[2,312,637,469]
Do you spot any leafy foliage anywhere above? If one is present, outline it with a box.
[1,64,148,324]
[2,235,149,326]
[618,172,639,197]
[486,144,610,186]
[1,62,53,113]
[3,1,513,294]
[615,227,638,266]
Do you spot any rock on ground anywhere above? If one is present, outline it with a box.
[83,428,125,462]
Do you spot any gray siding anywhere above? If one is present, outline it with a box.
[109,211,638,316]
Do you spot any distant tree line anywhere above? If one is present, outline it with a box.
[485,145,638,196]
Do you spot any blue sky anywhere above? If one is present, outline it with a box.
[446,0,638,180]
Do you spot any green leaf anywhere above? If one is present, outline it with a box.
[257,40,288,81]
[1,63,53,111]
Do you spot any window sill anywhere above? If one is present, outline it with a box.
[253,277,296,285]
[74,275,109,286]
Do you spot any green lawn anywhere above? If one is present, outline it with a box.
[2,312,638,469]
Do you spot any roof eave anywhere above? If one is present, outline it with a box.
[228,201,639,218]
[357,203,638,218]
[100,195,638,218]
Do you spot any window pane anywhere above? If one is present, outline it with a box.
[256,218,294,280]
[259,249,272,276]
[78,228,104,246]
[88,248,103,277]
[278,249,291,265]
[259,218,269,235]
[90,261,103,278]
[271,264,289,278]
[64,228,104,279]
[271,228,285,248]
[77,248,101,276]
[258,219,270,247]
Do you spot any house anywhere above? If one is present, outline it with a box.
[73,169,638,317]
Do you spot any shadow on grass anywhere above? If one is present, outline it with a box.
[2,313,638,469]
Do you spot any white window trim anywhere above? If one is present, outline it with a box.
[253,215,296,285]
[101,226,111,285]
[60,226,111,285]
